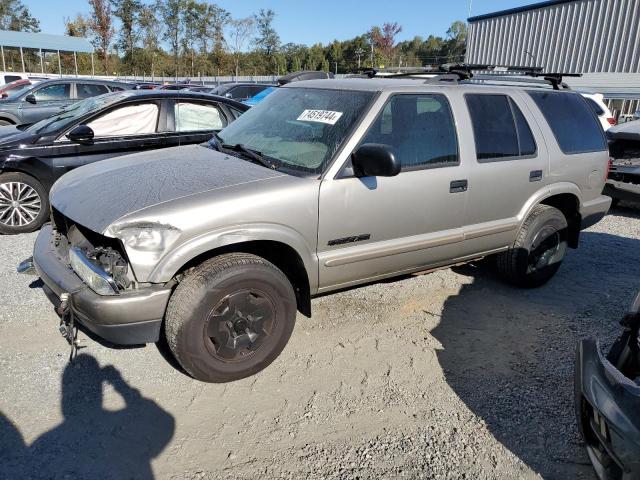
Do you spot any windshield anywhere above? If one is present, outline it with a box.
[216,87,374,173]
[27,92,121,135]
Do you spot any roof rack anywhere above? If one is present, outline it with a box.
[362,64,582,90]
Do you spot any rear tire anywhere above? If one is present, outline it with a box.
[496,204,568,288]
[0,119,14,126]
[165,253,297,383]
[0,172,49,235]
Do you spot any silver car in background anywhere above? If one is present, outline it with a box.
[28,75,611,382]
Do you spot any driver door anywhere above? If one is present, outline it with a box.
[317,93,468,292]
[49,100,167,175]
[19,82,73,124]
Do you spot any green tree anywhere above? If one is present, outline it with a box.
[159,0,185,77]
[110,0,142,72]
[0,0,40,32]
[254,9,280,56]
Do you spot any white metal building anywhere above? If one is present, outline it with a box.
[465,0,640,117]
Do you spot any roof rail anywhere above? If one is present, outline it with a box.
[360,64,581,90]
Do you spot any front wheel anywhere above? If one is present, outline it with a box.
[496,204,568,288]
[164,253,297,383]
[0,172,49,235]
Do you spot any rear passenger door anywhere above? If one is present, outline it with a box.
[166,100,230,147]
[317,93,468,291]
[460,92,548,254]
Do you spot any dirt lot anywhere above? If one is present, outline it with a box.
[1,206,639,480]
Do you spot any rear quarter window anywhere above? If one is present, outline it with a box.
[528,91,606,154]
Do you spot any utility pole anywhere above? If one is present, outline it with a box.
[335,61,338,75]
[370,40,374,68]
[355,47,364,69]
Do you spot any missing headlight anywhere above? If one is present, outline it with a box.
[84,247,131,290]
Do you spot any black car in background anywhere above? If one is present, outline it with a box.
[0,90,248,234]
[0,78,132,127]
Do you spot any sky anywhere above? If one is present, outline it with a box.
[26,0,537,45]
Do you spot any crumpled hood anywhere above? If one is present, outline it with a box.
[50,144,285,234]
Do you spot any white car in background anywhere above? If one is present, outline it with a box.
[581,93,616,131]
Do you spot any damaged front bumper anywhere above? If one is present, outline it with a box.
[576,334,640,479]
[31,224,172,345]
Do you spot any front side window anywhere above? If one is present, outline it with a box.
[33,83,71,101]
[217,87,374,173]
[360,94,459,170]
[466,94,536,161]
[87,103,159,137]
[76,83,109,99]
[528,90,606,154]
[175,102,226,131]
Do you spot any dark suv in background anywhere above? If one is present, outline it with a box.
[0,78,131,126]
[209,83,274,101]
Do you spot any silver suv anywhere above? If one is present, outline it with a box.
[29,76,611,382]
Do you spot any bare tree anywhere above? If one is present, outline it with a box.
[159,0,185,78]
[225,17,255,77]
[87,0,115,73]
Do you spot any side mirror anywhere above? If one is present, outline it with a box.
[25,94,36,104]
[352,143,401,178]
[67,125,94,145]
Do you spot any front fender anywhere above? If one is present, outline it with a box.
[145,223,319,292]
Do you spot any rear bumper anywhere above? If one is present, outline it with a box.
[33,225,172,345]
[575,340,640,479]
[581,195,612,230]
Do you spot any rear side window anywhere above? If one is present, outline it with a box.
[466,94,536,161]
[528,91,606,154]
[361,94,459,170]
[76,83,109,99]
[584,97,604,116]
[175,102,227,131]
[4,75,21,83]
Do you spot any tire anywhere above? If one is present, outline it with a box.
[0,119,13,126]
[496,204,568,288]
[164,253,297,383]
[0,172,49,235]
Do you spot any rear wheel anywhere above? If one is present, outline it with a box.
[0,119,14,126]
[496,204,568,288]
[0,172,49,235]
[164,253,297,383]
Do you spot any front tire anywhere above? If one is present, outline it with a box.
[165,253,297,383]
[0,172,49,235]
[496,204,568,288]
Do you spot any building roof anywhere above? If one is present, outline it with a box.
[468,0,579,22]
[0,30,93,53]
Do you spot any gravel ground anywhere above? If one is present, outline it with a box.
[1,206,639,479]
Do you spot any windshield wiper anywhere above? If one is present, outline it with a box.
[227,144,279,170]
[209,134,279,170]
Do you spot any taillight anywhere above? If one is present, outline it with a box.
[607,117,617,126]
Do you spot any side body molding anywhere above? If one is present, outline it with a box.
[146,223,319,293]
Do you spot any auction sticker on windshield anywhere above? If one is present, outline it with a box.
[297,109,343,125]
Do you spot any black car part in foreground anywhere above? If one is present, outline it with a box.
[576,291,640,480]
[0,90,248,234]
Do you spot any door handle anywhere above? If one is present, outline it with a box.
[450,179,468,193]
[529,170,543,182]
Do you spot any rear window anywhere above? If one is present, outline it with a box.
[528,91,606,154]
[466,94,536,161]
